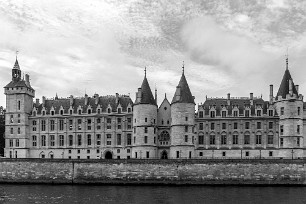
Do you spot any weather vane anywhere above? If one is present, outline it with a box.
[182,61,185,74]
[16,50,19,60]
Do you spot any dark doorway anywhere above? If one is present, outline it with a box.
[161,151,168,159]
[105,151,113,159]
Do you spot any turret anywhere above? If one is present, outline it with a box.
[132,67,158,159]
[170,64,195,159]
[274,57,303,157]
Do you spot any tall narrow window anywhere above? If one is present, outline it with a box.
[269,122,273,129]
[41,120,46,131]
[15,139,19,147]
[245,122,250,129]
[221,134,227,145]
[18,101,21,110]
[256,110,261,116]
[185,135,188,142]
[198,134,204,145]
[199,123,204,130]
[211,123,215,130]
[257,122,261,129]
[244,133,250,144]
[78,134,82,146]
[96,134,101,146]
[185,126,188,132]
[50,120,55,131]
[280,107,284,115]
[117,134,121,145]
[233,134,238,145]
[144,127,148,133]
[280,138,284,147]
[50,135,55,146]
[17,127,20,134]
[256,133,262,144]
[280,125,284,135]
[210,134,215,145]
[234,122,238,129]
[297,125,300,134]
[245,110,250,117]
[210,111,215,118]
[221,111,226,118]
[269,110,273,116]
[32,135,37,147]
[144,136,148,144]
[59,135,64,146]
[222,123,226,129]
[59,120,64,131]
[69,135,73,146]
[41,135,46,147]
[199,111,203,118]
[298,107,301,116]
[268,134,273,145]
[87,134,91,146]
[127,134,132,145]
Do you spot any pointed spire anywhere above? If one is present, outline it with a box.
[286,48,289,70]
[155,85,157,105]
[144,66,147,78]
[276,66,298,100]
[165,93,167,99]
[135,67,157,106]
[172,65,195,104]
[182,61,185,74]
[55,93,58,100]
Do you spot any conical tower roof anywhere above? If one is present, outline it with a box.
[135,69,157,106]
[276,59,298,100]
[13,59,20,70]
[171,72,195,104]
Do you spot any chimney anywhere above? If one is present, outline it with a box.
[70,95,74,106]
[42,96,46,107]
[136,88,142,103]
[227,93,230,106]
[94,93,99,105]
[289,79,293,96]
[295,85,299,94]
[155,88,157,105]
[115,93,119,104]
[269,85,273,104]
[25,74,30,86]
[85,94,88,105]
[36,98,40,106]
[250,93,253,105]
[175,86,181,101]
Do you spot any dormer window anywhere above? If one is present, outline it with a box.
[78,109,82,115]
[88,109,91,114]
[268,109,273,116]
[118,108,121,114]
[233,110,238,117]
[107,108,111,113]
[70,110,73,115]
[199,111,203,118]
[128,108,131,113]
[51,111,54,116]
[33,111,36,116]
[245,110,250,117]
[256,110,261,117]
[221,111,226,118]
[97,109,101,114]
[210,111,215,118]
[60,110,64,115]
[42,111,45,116]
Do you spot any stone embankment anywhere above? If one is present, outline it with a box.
[0,159,305,185]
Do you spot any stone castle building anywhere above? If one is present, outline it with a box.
[3,58,305,159]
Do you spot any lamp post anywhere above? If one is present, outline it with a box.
[292,149,294,160]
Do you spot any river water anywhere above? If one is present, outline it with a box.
[0,184,305,204]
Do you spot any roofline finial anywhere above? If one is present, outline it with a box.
[286,47,289,70]
[182,61,184,74]
[16,50,19,60]
[144,66,147,77]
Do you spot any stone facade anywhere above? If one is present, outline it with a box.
[3,58,306,159]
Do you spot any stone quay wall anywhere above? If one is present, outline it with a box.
[0,159,306,185]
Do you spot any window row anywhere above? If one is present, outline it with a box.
[31,133,133,147]
[280,107,301,116]
[198,133,274,145]
[198,109,275,118]
[32,117,132,131]
[198,121,275,131]
[33,107,132,116]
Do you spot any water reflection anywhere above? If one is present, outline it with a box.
[0,185,306,204]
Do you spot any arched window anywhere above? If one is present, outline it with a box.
[108,108,111,113]
[158,131,170,141]
[256,132,262,144]
[118,108,121,114]
[221,132,227,145]
[244,132,250,144]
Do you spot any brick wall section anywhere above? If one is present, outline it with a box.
[0,159,306,185]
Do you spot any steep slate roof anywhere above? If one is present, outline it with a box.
[34,95,133,114]
[134,76,157,106]
[276,69,298,100]
[171,73,195,104]
[202,98,271,116]
[4,80,34,90]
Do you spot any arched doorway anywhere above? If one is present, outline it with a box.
[105,151,113,159]
[161,150,168,159]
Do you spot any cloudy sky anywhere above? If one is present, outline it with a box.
[1,0,306,107]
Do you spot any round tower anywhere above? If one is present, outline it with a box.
[274,58,303,158]
[132,68,158,159]
[170,66,195,159]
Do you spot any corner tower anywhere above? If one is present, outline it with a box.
[170,65,195,159]
[4,58,35,158]
[132,68,158,158]
[274,57,303,157]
